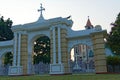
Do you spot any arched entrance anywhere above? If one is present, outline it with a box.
[70,44,95,73]
[27,34,51,74]
[33,36,50,74]
[0,52,13,75]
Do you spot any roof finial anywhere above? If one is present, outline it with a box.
[37,3,45,21]
[85,16,93,29]
[88,16,89,19]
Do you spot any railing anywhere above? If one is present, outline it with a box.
[107,65,120,73]
[70,60,95,73]
[0,64,10,75]
[33,62,50,74]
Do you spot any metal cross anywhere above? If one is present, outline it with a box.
[38,3,45,17]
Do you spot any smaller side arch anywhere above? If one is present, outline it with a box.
[68,38,93,54]
[0,47,13,59]
[68,43,95,73]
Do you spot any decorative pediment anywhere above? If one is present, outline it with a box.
[12,17,73,32]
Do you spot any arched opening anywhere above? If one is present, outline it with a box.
[3,52,13,66]
[70,44,95,73]
[0,52,13,75]
[33,36,50,74]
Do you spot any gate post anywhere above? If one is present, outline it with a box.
[9,32,28,75]
[20,34,28,74]
[91,30,107,73]
[50,26,64,74]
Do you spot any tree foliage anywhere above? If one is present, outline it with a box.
[0,16,13,65]
[107,56,120,65]
[33,36,50,64]
[0,16,13,41]
[107,13,120,55]
[4,52,13,65]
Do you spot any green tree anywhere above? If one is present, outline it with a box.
[4,52,13,65]
[33,36,50,64]
[0,16,13,65]
[0,16,13,41]
[107,56,120,65]
[107,13,120,55]
[107,55,120,72]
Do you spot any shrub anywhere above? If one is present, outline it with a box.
[107,55,120,65]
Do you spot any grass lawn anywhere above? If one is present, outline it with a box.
[0,74,120,80]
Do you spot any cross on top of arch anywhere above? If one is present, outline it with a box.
[38,3,45,19]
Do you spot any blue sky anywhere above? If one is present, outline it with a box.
[0,0,120,32]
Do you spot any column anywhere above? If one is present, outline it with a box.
[17,33,21,66]
[53,27,56,64]
[91,31,107,73]
[27,51,32,74]
[9,33,23,75]
[58,27,61,64]
[13,33,17,66]
[0,60,2,66]
[86,46,90,72]
[20,34,28,74]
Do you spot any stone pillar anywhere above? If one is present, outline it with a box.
[8,32,23,75]
[17,33,21,66]
[20,34,28,74]
[58,27,61,64]
[0,60,2,66]
[50,26,64,74]
[91,31,107,73]
[13,32,17,66]
[27,44,33,74]
[53,27,56,64]
[61,28,70,74]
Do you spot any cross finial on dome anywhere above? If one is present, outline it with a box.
[37,3,45,21]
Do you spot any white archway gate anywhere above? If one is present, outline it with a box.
[7,17,74,75]
[0,4,107,75]
[0,18,107,75]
